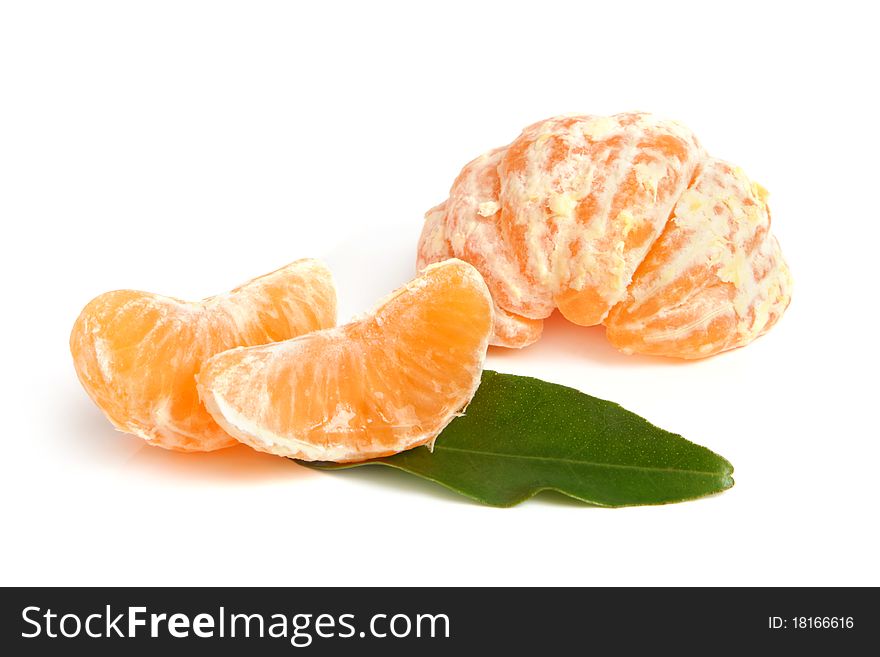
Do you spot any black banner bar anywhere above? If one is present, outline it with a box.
[1,587,874,654]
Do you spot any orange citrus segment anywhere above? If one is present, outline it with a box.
[418,200,540,349]
[197,259,493,462]
[70,259,336,451]
[490,303,544,349]
[604,159,792,358]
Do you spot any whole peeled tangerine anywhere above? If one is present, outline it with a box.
[418,112,792,359]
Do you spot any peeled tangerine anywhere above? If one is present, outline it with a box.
[197,259,493,462]
[418,112,793,358]
[70,259,336,451]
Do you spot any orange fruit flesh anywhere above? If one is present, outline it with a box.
[198,259,493,462]
[418,200,540,349]
[70,259,336,451]
[490,303,544,348]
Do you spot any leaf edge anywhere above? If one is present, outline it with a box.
[298,458,735,508]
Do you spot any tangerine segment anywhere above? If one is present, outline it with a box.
[70,259,337,452]
[197,259,493,462]
[604,159,793,358]
[432,148,536,318]
[490,304,544,349]
[418,201,541,349]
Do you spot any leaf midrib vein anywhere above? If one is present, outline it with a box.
[433,445,726,477]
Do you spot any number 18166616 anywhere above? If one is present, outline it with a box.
[768,617,854,630]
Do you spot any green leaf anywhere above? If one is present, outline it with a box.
[302,370,734,507]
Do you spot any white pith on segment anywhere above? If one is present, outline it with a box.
[197,259,494,462]
[417,112,792,356]
[69,259,337,451]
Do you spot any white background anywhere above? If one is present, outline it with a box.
[1,1,877,586]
